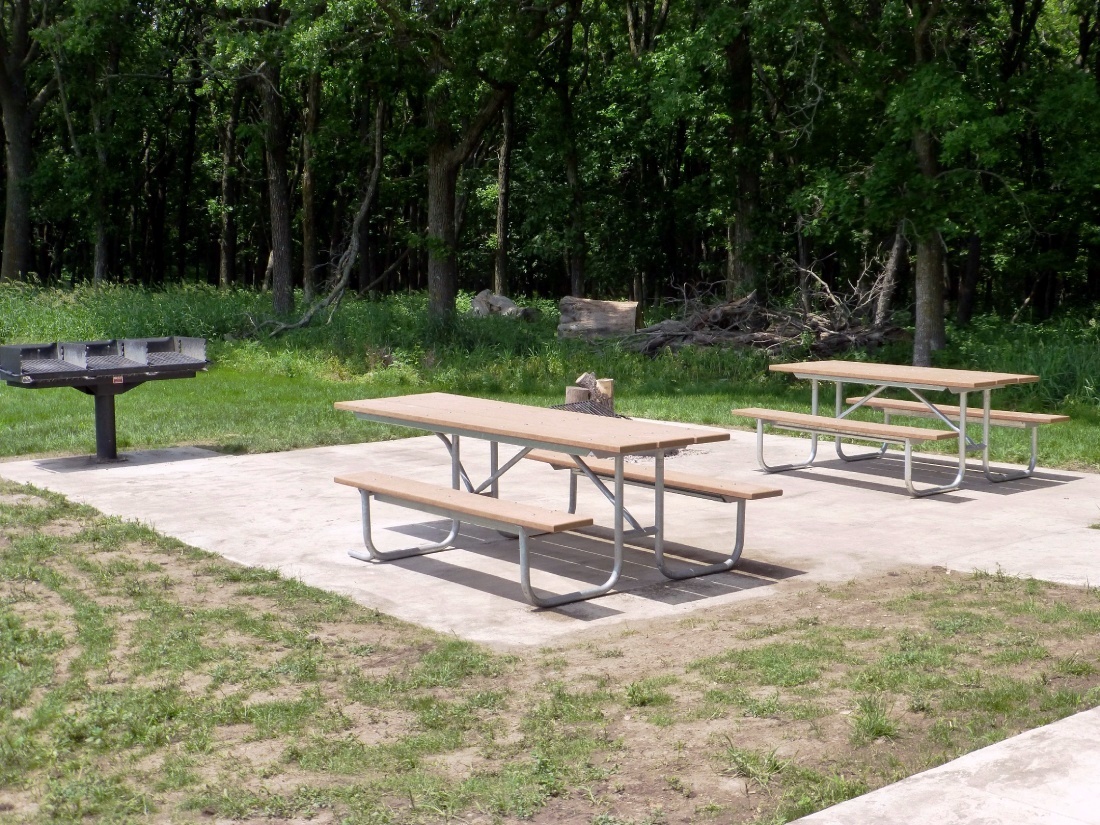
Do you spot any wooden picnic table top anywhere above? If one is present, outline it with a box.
[335,392,731,455]
[769,360,1039,391]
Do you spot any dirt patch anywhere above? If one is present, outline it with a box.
[0,493,48,507]
[38,519,84,538]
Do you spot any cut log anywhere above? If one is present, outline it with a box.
[565,386,591,404]
[557,297,640,339]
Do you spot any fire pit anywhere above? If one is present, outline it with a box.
[0,337,208,461]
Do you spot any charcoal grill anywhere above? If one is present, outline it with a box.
[0,337,208,461]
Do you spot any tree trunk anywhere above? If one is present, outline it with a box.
[260,62,294,315]
[956,232,981,325]
[357,91,374,292]
[424,87,510,320]
[301,70,321,303]
[1087,241,1100,302]
[0,0,53,283]
[0,101,33,281]
[910,3,947,365]
[724,10,758,299]
[219,84,243,289]
[912,126,946,364]
[176,58,202,282]
[554,17,586,298]
[913,234,945,367]
[426,140,460,319]
[874,224,907,327]
[493,96,514,296]
[93,219,108,285]
[89,40,122,286]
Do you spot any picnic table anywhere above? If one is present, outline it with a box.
[334,392,781,606]
[733,361,1068,497]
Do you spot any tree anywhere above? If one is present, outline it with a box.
[0,0,57,281]
[382,0,557,319]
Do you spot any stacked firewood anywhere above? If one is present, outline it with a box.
[621,292,906,357]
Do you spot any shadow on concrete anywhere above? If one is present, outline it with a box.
[776,453,1081,500]
[384,519,805,614]
[31,447,221,474]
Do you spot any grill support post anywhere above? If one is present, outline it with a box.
[93,392,118,461]
[77,381,142,462]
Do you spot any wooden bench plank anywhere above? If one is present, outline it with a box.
[731,408,960,442]
[525,449,783,501]
[335,471,593,533]
[844,397,1069,427]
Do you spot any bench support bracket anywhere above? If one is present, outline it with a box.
[651,452,748,579]
[980,389,1038,482]
[349,490,460,561]
[349,489,624,609]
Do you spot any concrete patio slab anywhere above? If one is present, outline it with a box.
[798,705,1100,824]
[1,428,1096,649]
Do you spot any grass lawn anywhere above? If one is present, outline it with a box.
[2,480,1099,824]
[2,287,1100,468]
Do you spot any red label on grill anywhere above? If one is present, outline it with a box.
[112,375,123,384]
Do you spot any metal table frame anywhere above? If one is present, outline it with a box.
[757,369,1035,497]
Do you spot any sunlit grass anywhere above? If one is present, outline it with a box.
[1,285,1098,469]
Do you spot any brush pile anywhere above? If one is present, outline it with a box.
[622,292,906,357]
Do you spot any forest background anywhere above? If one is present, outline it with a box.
[1,0,1099,366]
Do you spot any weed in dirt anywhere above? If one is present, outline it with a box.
[721,746,788,789]
[625,677,676,708]
[692,639,839,688]
[850,694,900,743]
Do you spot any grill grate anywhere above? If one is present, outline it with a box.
[86,355,144,370]
[20,359,73,375]
[549,400,628,418]
[148,352,204,367]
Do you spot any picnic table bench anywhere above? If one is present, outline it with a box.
[733,361,1065,497]
[524,449,782,579]
[335,471,594,607]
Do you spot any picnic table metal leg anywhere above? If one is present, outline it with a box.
[903,391,968,497]
[755,379,820,472]
[566,456,645,532]
[834,381,888,462]
[980,389,1038,482]
[348,490,460,561]
[651,451,747,579]
[518,460,625,608]
[435,433,475,492]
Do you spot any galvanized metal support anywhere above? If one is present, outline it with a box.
[980,388,1038,482]
[756,379,820,472]
[834,381,888,462]
[347,489,460,561]
[649,451,748,579]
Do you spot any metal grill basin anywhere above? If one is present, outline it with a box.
[0,336,208,460]
[1,337,206,387]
